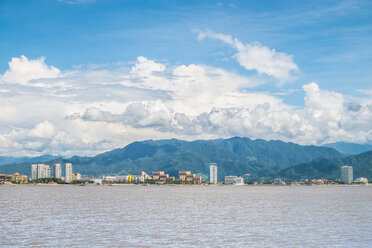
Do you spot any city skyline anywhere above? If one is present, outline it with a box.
[0,0,371,157]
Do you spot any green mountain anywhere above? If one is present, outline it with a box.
[278,151,372,180]
[323,142,372,155]
[0,155,60,166]
[0,137,342,180]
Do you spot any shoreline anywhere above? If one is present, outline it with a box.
[1,183,370,187]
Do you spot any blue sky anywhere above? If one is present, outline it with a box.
[0,0,371,156]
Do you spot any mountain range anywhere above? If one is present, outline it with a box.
[278,151,372,180]
[323,142,372,155]
[0,137,346,180]
[0,155,60,167]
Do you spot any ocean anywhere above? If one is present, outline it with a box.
[1,185,371,247]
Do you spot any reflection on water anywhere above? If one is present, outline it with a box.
[1,185,372,247]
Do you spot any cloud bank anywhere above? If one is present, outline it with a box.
[0,52,371,157]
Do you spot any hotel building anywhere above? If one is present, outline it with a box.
[31,163,51,180]
[179,171,201,184]
[152,171,175,181]
[65,163,73,183]
[341,166,353,184]
[54,163,62,178]
[210,163,218,184]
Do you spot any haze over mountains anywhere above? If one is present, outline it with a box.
[323,142,372,155]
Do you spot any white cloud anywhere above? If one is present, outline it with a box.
[130,56,166,75]
[197,30,299,81]
[1,55,60,84]
[0,55,371,156]
[357,88,372,96]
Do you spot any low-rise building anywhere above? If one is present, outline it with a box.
[355,177,368,184]
[72,173,81,181]
[152,171,174,181]
[0,172,27,184]
[311,179,328,185]
[103,176,116,182]
[273,178,286,186]
[179,171,191,181]
[116,175,145,183]
[93,178,103,184]
[0,173,12,183]
[179,171,201,184]
[225,175,244,185]
[141,171,152,180]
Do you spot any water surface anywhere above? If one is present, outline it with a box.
[1,185,371,247]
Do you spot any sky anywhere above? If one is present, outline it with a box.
[0,0,371,157]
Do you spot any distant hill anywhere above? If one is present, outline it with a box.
[0,137,342,180]
[323,142,372,155]
[0,155,60,167]
[278,151,372,180]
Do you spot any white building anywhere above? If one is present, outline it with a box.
[54,163,62,178]
[31,164,38,180]
[210,163,218,184]
[115,175,130,182]
[103,176,116,182]
[65,163,73,183]
[273,178,286,186]
[115,175,145,183]
[355,177,368,184]
[93,178,103,184]
[31,163,51,180]
[225,175,244,185]
[341,166,353,184]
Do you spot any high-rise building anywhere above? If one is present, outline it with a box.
[341,166,353,184]
[65,163,73,183]
[31,163,51,180]
[31,164,38,180]
[54,163,62,178]
[210,163,218,184]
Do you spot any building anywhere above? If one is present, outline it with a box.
[93,178,103,184]
[311,179,328,185]
[225,175,244,185]
[355,177,368,184]
[54,163,62,178]
[11,173,28,184]
[179,171,191,181]
[72,173,81,180]
[31,163,51,180]
[273,178,286,185]
[179,171,201,184]
[210,163,218,184]
[103,176,116,182]
[0,172,27,184]
[115,175,145,183]
[341,166,353,184]
[65,163,73,183]
[152,171,174,181]
[31,164,37,180]
[141,171,152,180]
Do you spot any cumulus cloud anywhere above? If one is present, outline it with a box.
[0,55,371,156]
[197,30,299,81]
[130,56,166,75]
[1,55,60,84]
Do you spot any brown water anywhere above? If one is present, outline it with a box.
[1,185,371,247]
